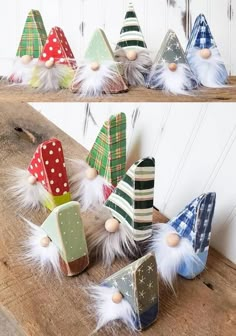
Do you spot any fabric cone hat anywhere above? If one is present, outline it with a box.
[186,14,228,87]
[16,9,47,58]
[71,28,128,96]
[117,2,147,51]
[86,112,126,187]
[40,201,89,276]
[27,138,71,210]
[105,157,155,241]
[90,253,158,331]
[169,192,216,278]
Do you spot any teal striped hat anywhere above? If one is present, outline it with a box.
[117,2,147,50]
[105,157,155,241]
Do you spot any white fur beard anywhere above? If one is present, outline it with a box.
[187,47,228,88]
[87,208,137,266]
[34,61,71,92]
[72,61,121,97]
[88,285,137,333]
[68,159,113,212]
[8,57,36,85]
[148,63,197,95]
[115,49,152,87]
[7,168,52,211]
[22,218,62,277]
[148,224,202,288]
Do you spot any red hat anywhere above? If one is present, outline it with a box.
[39,27,76,68]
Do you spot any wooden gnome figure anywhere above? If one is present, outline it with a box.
[69,113,126,212]
[115,1,152,87]
[8,138,71,211]
[23,201,89,276]
[148,30,198,95]
[186,14,228,87]
[88,157,155,266]
[8,10,47,85]
[89,253,158,332]
[31,27,76,91]
[71,29,128,96]
[149,193,216,287]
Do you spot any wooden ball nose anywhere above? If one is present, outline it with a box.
[166,233,181,247]
[126,50,137,61]
[40,236,51,247]
[28,175,37,185]
[85,167,98,180]
[112,292,123,304]
[90,62,100,71]
[199,48,212,59]
[45,58,55,69]
[21,55,33,65]
[168,63,177,72]
[105,218,120,233]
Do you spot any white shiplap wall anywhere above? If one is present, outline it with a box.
[0,0,236,75]
[30,102,236,264]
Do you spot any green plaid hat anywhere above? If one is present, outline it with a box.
[16,10,47,58]
[86,113,126,186]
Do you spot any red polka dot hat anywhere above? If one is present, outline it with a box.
[39,27,76,69]
[28,138,71,210]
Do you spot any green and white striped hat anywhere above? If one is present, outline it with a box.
[105,157,155,241]
[117,2,147,51]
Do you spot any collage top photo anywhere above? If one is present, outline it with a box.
[0,0,236,102]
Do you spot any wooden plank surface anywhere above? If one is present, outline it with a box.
[0,77,236,103]
[0,102,235,336]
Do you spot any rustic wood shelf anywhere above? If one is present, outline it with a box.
[0,77,236,103]
[0,103,235,336]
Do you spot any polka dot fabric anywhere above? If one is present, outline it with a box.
[39,26,76,68]
[28,138,70,197]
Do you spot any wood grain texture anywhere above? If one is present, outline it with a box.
[0,77,236,102]
[0,103,235,336]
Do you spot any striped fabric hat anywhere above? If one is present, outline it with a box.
[155,30,187,65]
[86,113,126,187]
[16,10,47,58]
[186,14,216,51]
[170,193,216,253]
[105,157,155,241]
[117,2,147,50]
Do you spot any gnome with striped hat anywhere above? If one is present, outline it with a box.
[30,27,76,91]
[148,30,198,95]
[88,157,155,266]
[148,192,216,288]
[71,29,128,96]
[22,201,89,277]
[69,113,126,212]
[115,2,152,87]
[8,138,71,212]
[186,14,228,88]
[8,9,47,85]
[88,253,158,332]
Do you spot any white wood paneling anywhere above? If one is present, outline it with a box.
[0,0,235,75]
[30,102,236,263]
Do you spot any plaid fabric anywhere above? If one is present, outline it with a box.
[117,2,147,50]
[86,113,126,186]
[186,14,215,51]
[16,10,47,58]
[170,193,216,253]
[105,157,155,241]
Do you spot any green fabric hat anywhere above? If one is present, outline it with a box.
[103,253,158,330]
[105,157,155,241]
[16,9,47,58]
[117,1,147,50]
[41,201,89,276]
[155,30,187,64]
[86,112,126,187]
